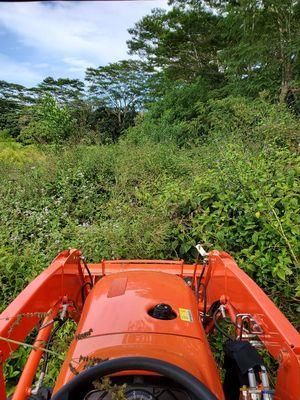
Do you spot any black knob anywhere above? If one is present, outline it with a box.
[149,303,176,320]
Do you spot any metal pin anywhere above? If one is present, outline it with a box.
[261,366,273,400]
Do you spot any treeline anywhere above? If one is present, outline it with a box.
[0,0,299,145]
[0,60,153,144]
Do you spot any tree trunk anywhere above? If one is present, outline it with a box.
[279,79,289,104]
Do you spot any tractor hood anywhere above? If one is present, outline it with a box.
[54,270,223,398]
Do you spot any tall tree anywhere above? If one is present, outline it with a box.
[85,60,152,141]
[0,81,34,137]
[127,3,224,84]
[210,0,300,102]
[33,77,85,106]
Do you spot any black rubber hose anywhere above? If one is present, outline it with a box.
[196,265,206,301]
[42,318,67,375]
[51,357,218,400]
[198,282,207,318]
[212,309,234,341]
[81,257,94,287]
[81,281,93,305]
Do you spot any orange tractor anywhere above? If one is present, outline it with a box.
[0,247,299,400]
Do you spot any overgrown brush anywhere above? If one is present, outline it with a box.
[0,96,299,388]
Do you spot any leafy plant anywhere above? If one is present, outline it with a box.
[19,95,76,144]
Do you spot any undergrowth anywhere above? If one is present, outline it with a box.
[0,96,299,388]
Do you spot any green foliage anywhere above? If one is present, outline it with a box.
[213,0,300,102]
[1,0,299,148]
[86,60,152,109]
[128,0,300,105]
[0,96,299,390]
[0,80,33,138]
[127,3,223,83]
[0,134,45,165]
[4,346,30,395]
[19,95,76,144]
[1,97,298,321]
[127,88,299,147]
[34,77,85,106]
[41,320,76,386]
[86,60,153,141]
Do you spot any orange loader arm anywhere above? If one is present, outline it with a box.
[0,249,86,400]
[202,250,300,400]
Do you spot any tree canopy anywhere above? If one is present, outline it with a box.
[127,4,224,84]
[0,0,299,144]
[34,77,85,106]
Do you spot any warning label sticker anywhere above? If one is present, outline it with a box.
[179,308,193,322]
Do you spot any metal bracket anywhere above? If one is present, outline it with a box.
[195,244,208,257]
[235,313,264,338]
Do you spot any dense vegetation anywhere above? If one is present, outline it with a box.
[0,0,299,392]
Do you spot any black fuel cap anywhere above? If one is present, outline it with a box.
[149,303,177,320]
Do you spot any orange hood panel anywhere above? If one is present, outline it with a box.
[54,270,224,399]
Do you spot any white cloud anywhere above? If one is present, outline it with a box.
[62,57,96,73]
[36,63,50,69]
[0,53,42,85]
[0,0,168,85]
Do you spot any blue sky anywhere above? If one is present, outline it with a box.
[0,1,168,87]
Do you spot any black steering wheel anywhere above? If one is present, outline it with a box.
[51,357,218,400]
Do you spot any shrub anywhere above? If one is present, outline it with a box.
[0,96,298,389]
[18,96,76,144]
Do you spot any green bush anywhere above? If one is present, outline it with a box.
[0,134,45,166]
[127,94,299,148]
[0,96,299,389]
[18,96,76,144]
[1,103,299,317]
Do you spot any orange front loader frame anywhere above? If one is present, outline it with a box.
[0,249,299,400]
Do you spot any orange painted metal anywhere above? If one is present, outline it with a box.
[11,305,60,400]
[204,250,300,400]
[53,270,224,399]
[0,249,299,400]
[0,250,84,361]
[87,259,197,278]
[0,249,84,399]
